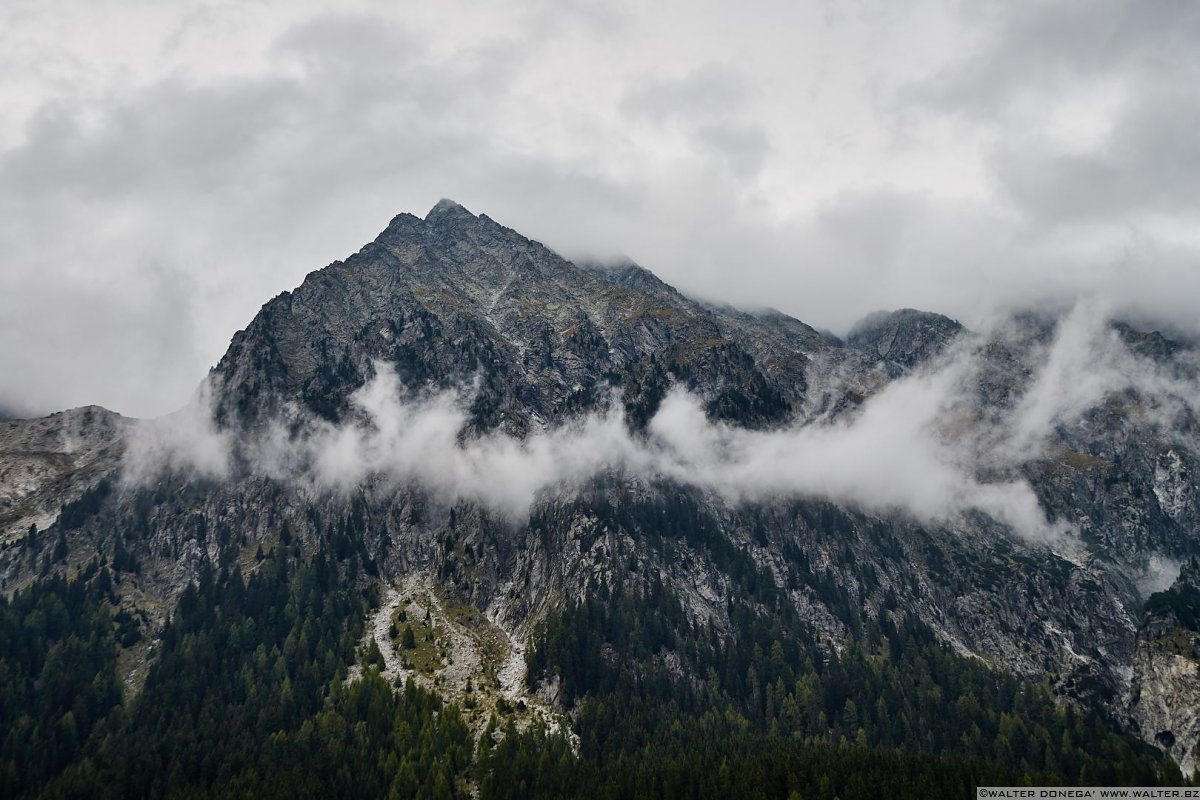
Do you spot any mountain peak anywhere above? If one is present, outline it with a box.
[425,198,474,222]
[846,308,963,372]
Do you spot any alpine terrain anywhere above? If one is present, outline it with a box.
[2,201,1199,798]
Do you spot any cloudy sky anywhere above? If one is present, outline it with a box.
[2,0,1197,418]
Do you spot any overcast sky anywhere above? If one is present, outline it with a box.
[2,0,1198,418]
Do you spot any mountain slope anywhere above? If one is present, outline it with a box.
[213,200,834,435]
[2,201,1199,795]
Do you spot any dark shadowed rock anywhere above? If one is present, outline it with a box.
[847,308,963,374]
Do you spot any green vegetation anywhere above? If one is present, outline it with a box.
[0,521,1184,798]
[506,585,1178,798]
[57,480,113,531]
[393,611,444,674]
[11,546,477,799]
[0,563,123,797]
[498,490,1180,796]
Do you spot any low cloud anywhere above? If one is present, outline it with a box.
[1000,299,1133,459]
[999,300,1200,460]
[120,302,1200,547]
[1137,554,1183,597]
[250,369,640,519]
[121,379,232,487]
[120,303,1198,543]
[647,366,1058,539]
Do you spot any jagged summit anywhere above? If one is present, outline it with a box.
[213,202,842,434]
[846,307,963,373]
[373,200,478,244]
[848,307,962,338]
[425,197,473,222]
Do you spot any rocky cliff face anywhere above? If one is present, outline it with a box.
[0,406,126,548]
[2,200,1198,764]
[1130,561,1200,776]
[1131,637,1200,776]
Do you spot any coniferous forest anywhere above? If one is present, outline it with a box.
[0,525,1186,800]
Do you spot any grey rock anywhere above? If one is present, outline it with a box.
[847,308,963,375]
[1130,562,1200,774]
[0,406,127,546]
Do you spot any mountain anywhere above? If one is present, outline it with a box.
[211,199,841,434]
[846,308,962,376]
[1,201,1198,797]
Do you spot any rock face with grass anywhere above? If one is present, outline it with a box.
[3,200,1200,769]
[0,406,126,547]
